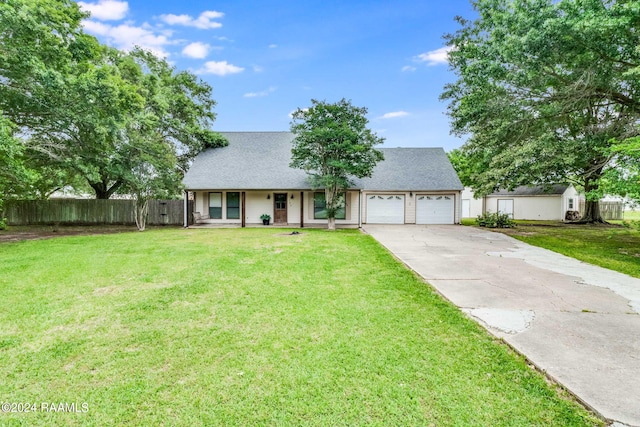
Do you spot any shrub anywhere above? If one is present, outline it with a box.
[476,211,516,228]
[0,200,5,230]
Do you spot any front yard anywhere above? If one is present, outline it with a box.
[0,229,601,426]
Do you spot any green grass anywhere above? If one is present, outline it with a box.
[614,209,640,223]
[0,229,601,426]
[477,221,640,279]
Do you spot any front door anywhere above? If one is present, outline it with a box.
[274,193,287,224]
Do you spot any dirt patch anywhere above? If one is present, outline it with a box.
[275,231,304,236]
[0,225,139,243]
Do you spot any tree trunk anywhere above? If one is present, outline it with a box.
[327,217,336,231]
[578,199,605,224]
[89,180,122,199]
[576,175,605,223]
[90,183,110,199]
[325,187,336,231]
[134,198,149,231]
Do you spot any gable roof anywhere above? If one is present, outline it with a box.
[184,132,309,190]
[490,184,569,196]
[183,131,463,191]
[356,148,463,191]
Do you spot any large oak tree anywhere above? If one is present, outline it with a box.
[442,0,640,222]
[1,0,225,206]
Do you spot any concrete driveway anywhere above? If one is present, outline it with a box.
[364,224,640,427]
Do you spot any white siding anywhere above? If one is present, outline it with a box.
[462,199,470,218]
[485,195,562,220]
[303,191,360,226]
[405,192,416,224]
[193,191,243,223]
[561,186,581,220]
[462,187,484,218]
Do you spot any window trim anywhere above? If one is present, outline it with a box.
[227,192,240,219]
[208,192,222,219]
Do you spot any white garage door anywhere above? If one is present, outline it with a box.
[416,194,455,224]
[366,194,405,224]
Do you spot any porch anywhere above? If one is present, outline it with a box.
[186,190,361,228]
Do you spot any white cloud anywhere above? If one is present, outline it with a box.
[182,42,210,59]
[78,0,129,21]
[268,44,278,48]
[82,20,111,35]
[159,10,224,29]
[380,111,409,119]
[82,20,172,58]
[402,65,417,72]
[196,60,244,76]
[253,65,264,73]
[414,46,451,66]
[244,87,276,98]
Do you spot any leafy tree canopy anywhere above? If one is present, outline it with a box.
[0,0,225,203]
[447,148,476,188]
[442,0,640,222]
[290,98,384,230]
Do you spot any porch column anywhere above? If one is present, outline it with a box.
[241,191,246,228]
[300,191,304,228]
[358,190,363,228]
[183,190,188,228]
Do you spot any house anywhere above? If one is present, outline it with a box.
[182,132,464,227]
[461,185,581,220]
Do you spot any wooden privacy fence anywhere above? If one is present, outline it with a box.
[579,200,624,220]
[3,199,193,226]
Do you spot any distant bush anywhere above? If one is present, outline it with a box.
[476,212,516,228]
[0,201,5,230]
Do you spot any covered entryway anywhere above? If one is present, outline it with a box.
[366,194,405,224]
[274,193,287,224]
[416,194,455,224]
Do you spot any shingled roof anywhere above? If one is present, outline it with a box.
[490,185,569,196]
[356,147,463,191]
[183,132,463,191]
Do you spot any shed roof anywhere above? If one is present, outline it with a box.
[490,185,569,196]
[183,131,463,191]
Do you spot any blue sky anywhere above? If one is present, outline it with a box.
[76,0,477,150]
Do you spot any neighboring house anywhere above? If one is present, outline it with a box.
[182,132,464,227]
[462,185,581,220]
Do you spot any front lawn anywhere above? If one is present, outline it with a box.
[0,229,601,426]
[488,222,640,279]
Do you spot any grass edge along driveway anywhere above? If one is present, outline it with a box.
[0,228,603,426]
[475,220,640,279]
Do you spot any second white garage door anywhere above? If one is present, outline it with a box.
[366,195,405,224]
[416,195,455,224]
